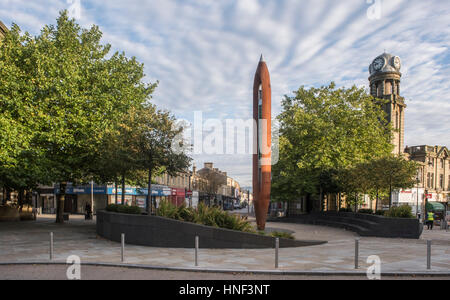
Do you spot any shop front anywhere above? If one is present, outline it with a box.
[169,188,186,207]
[107,185,171,210]
[54,185,109,214]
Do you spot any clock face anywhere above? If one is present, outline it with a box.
[373,57,385,71]
[392,56,401,69]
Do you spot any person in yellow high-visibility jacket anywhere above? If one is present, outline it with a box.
[426,212,435,230]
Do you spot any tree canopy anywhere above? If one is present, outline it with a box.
[272,83,394,203]
[0,11,190,221]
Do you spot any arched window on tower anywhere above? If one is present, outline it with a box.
[396,111,399,129]
[377,83,383,97]
[386,81,392,95]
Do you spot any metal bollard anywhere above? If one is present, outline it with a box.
[275,238,279,269]
[355,238,360,269]
[195,236,199,267]
[50,232,54,261]
[427,240,432,270]
[121,233,125,263]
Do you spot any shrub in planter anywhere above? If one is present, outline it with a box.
[384,205,414,219]
[157,201,255,233]
[106,204,142,215]
[358,209,374,215]
[375,210,386,216]
[339,208,353,213]
[270,231,295,240]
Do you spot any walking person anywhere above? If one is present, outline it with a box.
[85,203,92,220]
[426,211,435,230]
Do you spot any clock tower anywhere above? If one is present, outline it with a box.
[369,53,406,155]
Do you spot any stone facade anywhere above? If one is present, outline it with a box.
[369,53,449,205]
[405,146,450,203]
[369,53,406,156]
[0,20,7,40]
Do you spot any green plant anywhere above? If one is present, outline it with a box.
[358,209,374,215]
[156,201,255,233]
[339,208,353,213]
[375,210,386,216]
[106,204,142,215]
[270,231,295,240]
[384,205,414,219]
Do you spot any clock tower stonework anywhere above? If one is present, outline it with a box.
[369,53,406,155]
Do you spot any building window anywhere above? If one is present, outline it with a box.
[440,174,444,189]
[395,112,399,129]
[431,173,434,189]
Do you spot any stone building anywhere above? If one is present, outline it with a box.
[0,20,7,39]
[369,52,449,207]
[369,52,406,156]
[405,146,449,203]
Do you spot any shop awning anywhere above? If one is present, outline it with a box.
[426,202,446,212]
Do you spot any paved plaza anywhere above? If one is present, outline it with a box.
[0,215,449,275]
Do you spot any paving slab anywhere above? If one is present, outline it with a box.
[0,215,449,273]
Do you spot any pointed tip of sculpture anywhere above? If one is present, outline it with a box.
[260,54,265,62]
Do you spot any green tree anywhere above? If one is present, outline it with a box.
[0,11,155,223]
[272,83,393,209]
[368,155,418,208]
[0,24,50,203]
[133,105,191,214]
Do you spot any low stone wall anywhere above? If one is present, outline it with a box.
[96,210,327,249]
[276,212,423,239]
[0,206,20,222]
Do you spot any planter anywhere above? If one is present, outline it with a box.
[273,212,423,239]
[96,210,327,249]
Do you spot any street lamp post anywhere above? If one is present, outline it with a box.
[248,190,250,215]
[188,172,192,208]
[416,171,420,219]
[91,180,94,218]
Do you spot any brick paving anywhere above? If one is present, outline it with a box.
[0,215,448,273]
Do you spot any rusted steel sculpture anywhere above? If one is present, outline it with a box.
[252,55,272,231]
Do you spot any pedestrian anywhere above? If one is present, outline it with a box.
[85,203,92,220]
[426,211,435,230]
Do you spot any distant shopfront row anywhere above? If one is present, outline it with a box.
[35,184,227,215]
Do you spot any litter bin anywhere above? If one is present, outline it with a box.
[63,213,70,221]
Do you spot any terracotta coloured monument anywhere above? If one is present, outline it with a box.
[252,55,272,231]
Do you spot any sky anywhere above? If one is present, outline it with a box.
[1,0,449,188]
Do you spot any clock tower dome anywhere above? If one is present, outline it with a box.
[369,53,405,155]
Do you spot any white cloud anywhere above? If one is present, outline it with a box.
[0,0,448,186]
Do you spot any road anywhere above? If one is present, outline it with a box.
[0,265,447,280]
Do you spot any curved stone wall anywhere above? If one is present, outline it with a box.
[274,212,423,239]
[96,211,327,249]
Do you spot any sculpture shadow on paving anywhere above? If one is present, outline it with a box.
[96,211,327,249]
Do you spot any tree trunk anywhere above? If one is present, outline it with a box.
[354,193,358,213]
[2,187,6,205]
[18,189,24,212]
[121,174,125,205]
[56,182,67,224]
[319,187,323,212]
[115,179,118,204]
[389,182,392,209]
[338,193,342,211]
[146,165,153,215]
[376,188,379,212]
[6,187,11,203]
